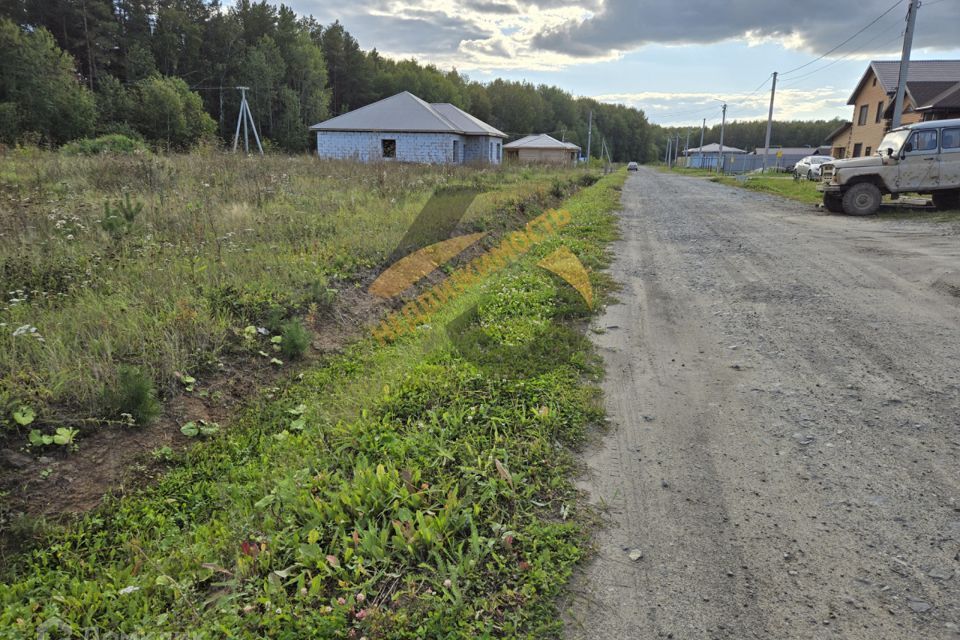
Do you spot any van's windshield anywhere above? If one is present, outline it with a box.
[877,129,911,156]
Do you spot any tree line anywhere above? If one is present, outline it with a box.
[0,0,842,162]
[653,118,846,158]
[0,0,658,161]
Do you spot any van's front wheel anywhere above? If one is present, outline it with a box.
[842,182,882,216]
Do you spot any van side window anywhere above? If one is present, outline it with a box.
[907,130,938,153]
[942,128,960,150]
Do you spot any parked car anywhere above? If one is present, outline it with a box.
[793,155,835,180]
[818,118,960,215]
[627,161,639,171]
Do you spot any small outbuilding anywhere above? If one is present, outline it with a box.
[309,91,506,164]
[504,134,581,164]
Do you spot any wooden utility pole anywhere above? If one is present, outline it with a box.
[891,0,920,129]
[762,72,778,173]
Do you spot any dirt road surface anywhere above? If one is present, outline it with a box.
[565,168,960,639]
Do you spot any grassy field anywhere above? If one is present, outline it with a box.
[0,149,589,446]
[0,163,625,637]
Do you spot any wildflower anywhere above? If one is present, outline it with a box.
[12,324,35,337]
[337,597,346,606]
[355,593,365,603]
[443,579,452,588]
[355,609,367,620]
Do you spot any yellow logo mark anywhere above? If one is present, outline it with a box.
[537,246,593,309]
[368,231,487,298]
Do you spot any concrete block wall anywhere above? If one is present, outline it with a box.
[317,131,502,165]
[316,131,465,164]
[463,136,502,164]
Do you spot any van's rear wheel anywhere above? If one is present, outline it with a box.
[823,193,844,213]
[842,182,882,216]
[931,190,960,211]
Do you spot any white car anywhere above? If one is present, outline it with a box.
[794,155,835,180]
[627,161,639,171]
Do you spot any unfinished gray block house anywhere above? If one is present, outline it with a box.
[310,91,506,164]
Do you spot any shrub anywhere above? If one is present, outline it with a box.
[550,178,566,199]
[102,366,160,426]
[280,320,310,360]
[578,173,601,187]
[62,134,149,156]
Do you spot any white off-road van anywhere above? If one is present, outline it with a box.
[818,118,960,215]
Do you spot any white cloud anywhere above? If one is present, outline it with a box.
[594,87,852,125]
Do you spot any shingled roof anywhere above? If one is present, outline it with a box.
[309,91,506,137]
[882,80,960,118]
[849,60,960,105]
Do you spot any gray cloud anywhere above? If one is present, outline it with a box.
[519,0,601,7]
[294,4,494,54]
[462,38,513,57]
[532,0,957,57]
[463,0,520,14]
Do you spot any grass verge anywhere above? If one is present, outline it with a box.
[709,174,822,205]
[0,172,625,638]
[657,166,960,222]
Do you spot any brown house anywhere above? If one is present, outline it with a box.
[829,60,960,159]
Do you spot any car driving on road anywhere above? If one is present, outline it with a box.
[818,118,960,215]
[627,161,639,171]
[793,155,834,180]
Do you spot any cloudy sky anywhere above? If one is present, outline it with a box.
[285,0,960,125]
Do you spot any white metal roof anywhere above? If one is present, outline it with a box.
[309,91,506,137]
[504,133,580,151]
[685,143,747,154]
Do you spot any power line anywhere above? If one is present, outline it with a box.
[778,21,905,87]
[779,0,905,77]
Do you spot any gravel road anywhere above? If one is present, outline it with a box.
[565,168,960,639]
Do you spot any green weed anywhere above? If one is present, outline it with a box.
[102,365,161,426]
[279,320,310,360]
